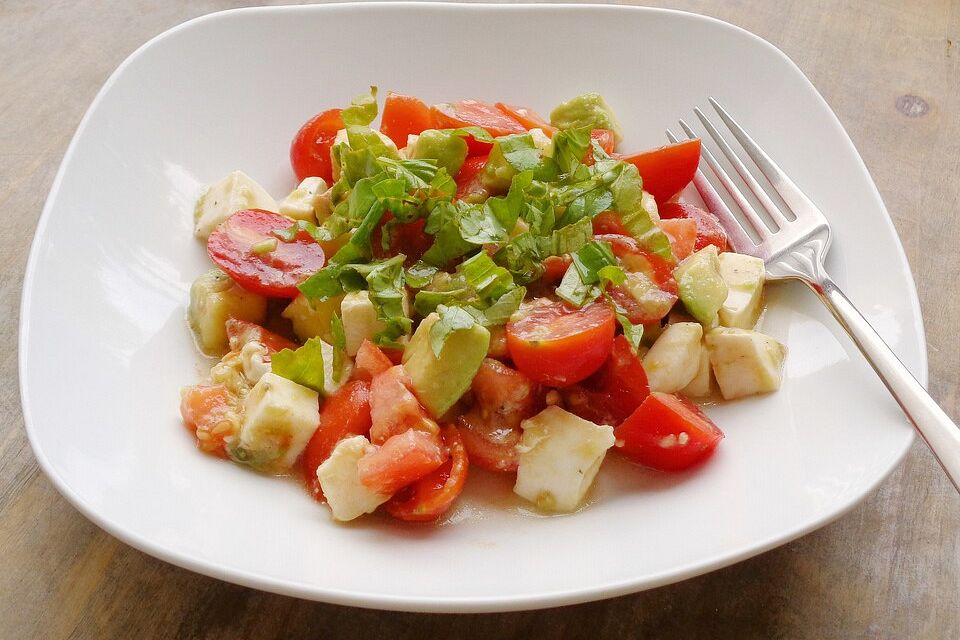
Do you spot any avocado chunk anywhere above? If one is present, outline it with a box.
[675,245,729,327]
[549,92,624,143]
[411,129,468,176]
[718,252,765,329]
[402,312,490,417]
[706,327,786,400]
[481,133,540,192]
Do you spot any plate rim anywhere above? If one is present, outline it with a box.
[19,2,927,613]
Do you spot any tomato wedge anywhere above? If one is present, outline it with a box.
[371,214,433,264]
[432,100,526,155]
[353,340,393,382]
[302,380,372,500]
[659,201,728,252]
[225,318,297,353]
[386,425,469,522]
[369,366,437,444]
[506,299,615,387]
[658,218,698,261]
[290,108,344,183]
[207,209,326,298]
[595,233,677,293]
[583,129,617,166]
[357,429,448,495]
[541,255,573,287]
[615,392,724,471]
[563,336,649,426]
[379,92,434,149]
[495,103,557,136]
[454,155,490,202]
[621,138,702,206]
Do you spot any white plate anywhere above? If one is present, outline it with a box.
[20,3,924,612]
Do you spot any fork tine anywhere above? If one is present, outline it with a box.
[666,128,755,253]
[708,98,821,219]
[693,107,791,227]
[678,119,771,239]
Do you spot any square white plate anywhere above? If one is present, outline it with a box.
[20,3,924,612]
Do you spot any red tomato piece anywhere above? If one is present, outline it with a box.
[495,103,558,137]
[658,218,698,261]
[432,100,526,155]
[225,318,297,353]
[457,412,522,473]
[563,336,650,426]
[386,425,469,522]
[290,108,344,183]
[615,392,724,471]
[541,255,573,287]
[179,385,236,458]
[353,340,393,382]
[471,358,538,426]
[371,214,433,265]
[369,366,437,444]
[659,201,729,252]
[592,211,631,236]
[621,139,702,206]
[357,429,448,495]
[583,129,617,166]
[605,282,677,325]
[380,92,434,149]
[454,155,490,202]
[506,299,615,387]
[595,233,678,293]
[301,380,372,500]
[207,209,326,298]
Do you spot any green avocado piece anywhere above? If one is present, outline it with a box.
[402,313,490,418]
[674,245,729,327]
[412,130,468,176]
[480,133,540,192]
[549,93,623,143]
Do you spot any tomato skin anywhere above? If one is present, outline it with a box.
[371,214,433,264]
[454,155,490,202]
[180,385,236,458]
[225,318,297,353]
[615,392,724,471]
[621,139,702,206]
[369,366,437,444]
[380,92,434,149]
[386,425,469,522]
[353,340,393,382]
[457,412,522,473]
[495,103,557,136]
[595,233,678,293]
[658,218,698,261]
[432,100,526,156]
[207,209,327,298]
[302,380,372,500]
[659,201,728,252]
[290,108,344,183]
[357,429,448,495]
[592,211,631,236]
[506,300,616,387]
[583,129,617,166]
[563,336,650,426]
[541,255,573,287]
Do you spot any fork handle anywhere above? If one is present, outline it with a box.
[811,274,960,491]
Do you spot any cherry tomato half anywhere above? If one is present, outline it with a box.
[302,380,372,500]
[380,92,434,149]
[207,209,326,298]
[290,108,344,183]
[615,392,724,471]
[506,299,615,387]
[386,425,469,522]
[563,335,650,426]
[620,138,702,206]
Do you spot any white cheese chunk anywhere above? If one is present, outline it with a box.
[278,176,328,222]
[193,170,277,240]
[317,435,391,521]
[706,327,786,400]
[643,322,704,393]
[681,341,714,398]
[718,253,766,329]
[514,406,615,513]
[529,128,552,156]
[236,372,320,470]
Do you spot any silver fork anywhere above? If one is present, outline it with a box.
[667,98,960,492]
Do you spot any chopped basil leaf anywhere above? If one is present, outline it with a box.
[429,304,485,357]
[330,313,347,383]
[271,338,325,393]
[341,86,378,127]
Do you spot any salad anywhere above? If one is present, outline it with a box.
[180,88,787,522]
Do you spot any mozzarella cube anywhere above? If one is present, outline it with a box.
[514,407,615,513]
[282,294,344,343]
[340,290,410,356]
[681,342,714,398]
[236,372,320,470]
[317,435,391,521]
[278,176,328,223]
[706,327,786,400]
[718,253,766,329]
[318,338,352,397]
[642,322,703,393]
[188,269,267,355]
[193,170,277,240]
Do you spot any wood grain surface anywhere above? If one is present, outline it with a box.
[2,1,958,637]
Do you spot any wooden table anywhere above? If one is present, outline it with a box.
[2,1,958,637]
